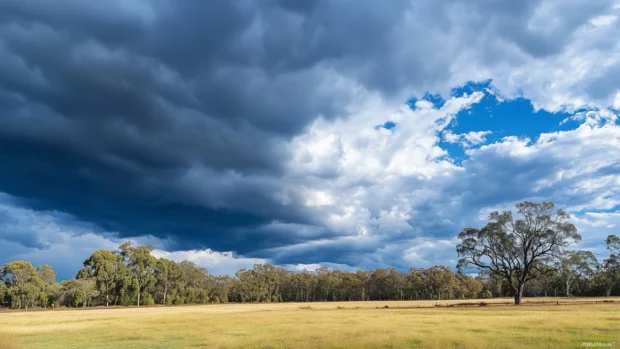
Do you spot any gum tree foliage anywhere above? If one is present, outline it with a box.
[556,251,597,297]
[155,258,179,306]
[524,265,559,297]
[83,249,125,307]
[599,234,620,297]
[119,242,157,306]
[0,260,53,310]
[457,201,581,305]
[3,231,619,310]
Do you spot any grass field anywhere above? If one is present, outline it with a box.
[1,298,618,349]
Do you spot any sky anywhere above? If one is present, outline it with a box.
[1,0,620,280]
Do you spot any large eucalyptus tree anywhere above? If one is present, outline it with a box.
[457,201,581,305]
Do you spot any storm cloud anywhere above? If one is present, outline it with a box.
[1,0,619,278]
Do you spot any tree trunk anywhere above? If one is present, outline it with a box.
[163,286,167,306]
[137,285,141,307]
[106,294,110,307]
[514,283,524,305]
[565,281,571,297]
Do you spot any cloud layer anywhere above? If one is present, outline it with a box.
[1,0,619,279]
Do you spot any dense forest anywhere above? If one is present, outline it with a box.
[1,233,619,310]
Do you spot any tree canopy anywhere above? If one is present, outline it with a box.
[457,201,581,304]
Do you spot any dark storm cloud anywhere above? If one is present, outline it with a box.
[0,0,615,266]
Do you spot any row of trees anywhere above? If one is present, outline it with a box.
[1,202,619,309]
[1,238,618,309]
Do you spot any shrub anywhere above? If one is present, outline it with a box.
[141,293,155,306]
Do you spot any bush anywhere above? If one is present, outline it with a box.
[173,296,184,305]
[212,296,220,304]
[141,293,155,306]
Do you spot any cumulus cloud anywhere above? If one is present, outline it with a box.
[443,130,492,148]
[152,249,268,276]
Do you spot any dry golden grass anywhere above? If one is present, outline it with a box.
[0,297,618,349]
[0,332,24,349]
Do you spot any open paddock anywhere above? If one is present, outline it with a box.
[1,297,619,349]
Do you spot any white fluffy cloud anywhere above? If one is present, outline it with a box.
[261,98,620,267]
[152,249,267,276]
[443,130,492,148]
[449,1,620,112]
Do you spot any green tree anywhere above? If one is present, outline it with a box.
[155,258,179,305]
[76,278,97,307]
[525,265,558,297]
[455,272,483,299]
[1,261,44,310]
[211,275,232,304]
[457,201,581,305]
[317,266,340,301]
[119,242,157,306]
[556,250,597,297]
[338,272,361,301]
[83,249,125,307]
[56,280,79,307]
[608,235,620,252]
[407,268,425,300]
[421,266,457,300]
[599,234,620,297]
[174,261,210,304]
[37,264,59,307]
[0,282,8,307]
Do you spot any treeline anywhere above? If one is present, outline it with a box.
[1,236,619,310]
